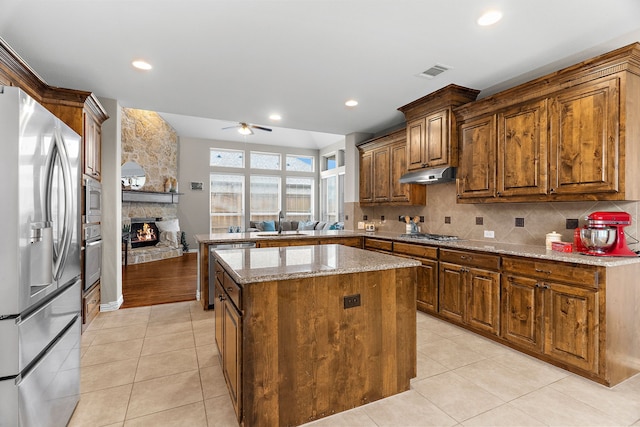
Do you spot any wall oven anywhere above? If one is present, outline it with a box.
[84,176,102,223]
[83,223,102,291]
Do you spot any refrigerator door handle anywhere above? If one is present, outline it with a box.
[45,128,74,281]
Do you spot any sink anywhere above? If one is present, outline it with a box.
[256,231,308,237]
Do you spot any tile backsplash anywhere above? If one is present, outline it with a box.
[347,182,640,250]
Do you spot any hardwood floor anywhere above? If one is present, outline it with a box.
[122,252,197,308]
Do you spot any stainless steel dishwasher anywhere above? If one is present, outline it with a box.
[208,242,256,308]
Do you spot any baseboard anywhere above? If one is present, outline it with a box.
[100,294,124,312]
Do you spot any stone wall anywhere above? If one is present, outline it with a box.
[121,108,179,220]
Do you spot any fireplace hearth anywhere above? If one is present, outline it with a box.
[130,217,161,248]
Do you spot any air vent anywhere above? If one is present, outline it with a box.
[417,64,451,79]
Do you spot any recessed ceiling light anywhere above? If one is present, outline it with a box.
[477,10,503,26]
[269,114,282,121]
[345,99,358,107]
[132,60,152,70]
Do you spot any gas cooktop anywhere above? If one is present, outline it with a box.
[400,233,460,241]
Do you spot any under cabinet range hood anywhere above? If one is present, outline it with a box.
[399,166,456,184]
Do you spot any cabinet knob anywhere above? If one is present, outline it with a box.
[218,295,226,301]
[535,268,552,275]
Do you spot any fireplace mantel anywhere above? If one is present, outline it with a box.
[122,190,182,204]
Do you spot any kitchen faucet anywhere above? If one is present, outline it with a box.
[278,211,285,234]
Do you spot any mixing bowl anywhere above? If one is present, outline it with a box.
[580,227,617,253]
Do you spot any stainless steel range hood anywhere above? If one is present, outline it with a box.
[399,166,456,184]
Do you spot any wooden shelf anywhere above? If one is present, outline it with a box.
[122,190,182,204]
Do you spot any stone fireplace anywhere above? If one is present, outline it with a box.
[121,107,182,265]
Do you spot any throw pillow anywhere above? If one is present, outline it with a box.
[298,220,317,230]
[328,222,338,230]
[262,220,276,231]
[315,221,327,230]
[156,218,180,232]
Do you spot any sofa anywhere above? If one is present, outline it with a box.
[247,220,343,232]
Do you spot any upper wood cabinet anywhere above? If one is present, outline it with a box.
[0,39,108,181]
[399,85,479,172]
[456,42,640,203]
[358,129,426,206]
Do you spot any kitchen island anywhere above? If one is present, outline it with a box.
[211,244,419,426]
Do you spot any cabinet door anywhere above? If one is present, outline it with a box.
[501,275,543,352]
[359,150,373,203]
[223,299,242,418]
[214,279,225,352]
[438,262,465,324]
[373,146,391,202]
[457,115,496,199]
[549,77,619,195]
[497,99,548,197]
[466,268,501,335]
[544,282,598,373]
[425,109,450,167]
[417,259,438,314]
[407,117,426,171]
[83,112,102,180]
[390,141,410,202]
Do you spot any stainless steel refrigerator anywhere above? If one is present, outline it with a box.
[0,86,82,426]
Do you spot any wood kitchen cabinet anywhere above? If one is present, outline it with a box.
[358,130,426,206]
[394,242,438,314]
[456,42,640,203]
[214,265,242,419]
[502,257,600,374]
[439,249,501,335]
[398,84,480,172]
[83,109,102,180]
[549,77,619,195]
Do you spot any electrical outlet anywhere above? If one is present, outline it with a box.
[515,217,525,227]
[419,216,424,223]
[345,215,349,220]
[476,217,483,225]
[381,215,385,221]
[484,230,495,238]
[343,294,361,309]
[363,215,368,220]
[566,218,579,229]
[445,216,451,224]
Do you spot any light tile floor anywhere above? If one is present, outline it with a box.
[70,301,640,426]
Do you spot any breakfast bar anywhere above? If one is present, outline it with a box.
[211,244,420,426]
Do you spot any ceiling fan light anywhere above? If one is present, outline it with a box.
[238,126,252,135]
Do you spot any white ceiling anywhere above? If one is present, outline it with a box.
[2,0,640,149]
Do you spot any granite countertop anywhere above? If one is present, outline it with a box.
[370,231,640,267]
[195,229,640,268]
[211,244,421,285]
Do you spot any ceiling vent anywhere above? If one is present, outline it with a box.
[417,64,451,79]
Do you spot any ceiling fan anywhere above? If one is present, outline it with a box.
[222,122,273,135]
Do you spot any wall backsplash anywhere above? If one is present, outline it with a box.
[121,108,179,220]
[350,182,640,249]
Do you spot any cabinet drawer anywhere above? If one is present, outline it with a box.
[363,238,393,252]
[84,282,100,325]
[223,272,242,310]
[394,242,437,259]
[440,249,500,270]
[318,237,363,248]
[502,257,600,288]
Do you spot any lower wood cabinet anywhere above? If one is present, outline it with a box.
[502,257,600,374]
[393,242,438,314]
[256,236,363,249]
[439,249,501,336]
[214,264,242,420]
[82,281,100,332]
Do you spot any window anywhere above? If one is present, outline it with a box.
[286,177,313,222]
[250,152,281,170]
[286,155,314,172]
[249,175,281,223]
[210,148,244,168]
[320,149,345,223]
[210,146,316,233]
[210,173,244,232]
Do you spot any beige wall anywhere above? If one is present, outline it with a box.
[356,182,640,247]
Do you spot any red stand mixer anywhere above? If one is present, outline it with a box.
[577,211,637,257]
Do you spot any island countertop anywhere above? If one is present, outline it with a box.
[211,243,420,285]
